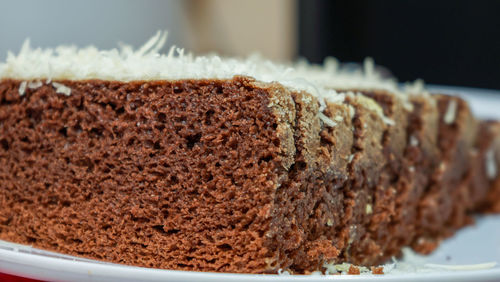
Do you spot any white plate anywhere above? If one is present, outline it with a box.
[1,85,500,282]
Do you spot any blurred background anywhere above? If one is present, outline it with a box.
[1,0,499,89]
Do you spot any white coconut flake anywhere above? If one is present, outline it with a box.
[323,262,372,275]
[18,81,27,96]
[351,92,394,126]
[334,115,344,122]
[405,79,427,95]
[382,116,396,126]
[348,105,356,119]
[486,148,497,180]
[277,268,290,275]
[52,82,71,96]
[444,99,458,124]
[409,135,419,147]
[365,204,373,214]
[27,80,43,89]
[318,112,337,127]
[348,154,355,163]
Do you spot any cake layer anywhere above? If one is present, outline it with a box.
[0,78,499,273]
[0,77,298,273]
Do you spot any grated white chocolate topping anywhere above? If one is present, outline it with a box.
[318,247,497,276]
[486,148,498,180]
[0,31,414,125]
[444,99,458,124]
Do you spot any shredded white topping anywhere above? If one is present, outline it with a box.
[319,112,337,127]
[365,204,373,214]
[18,81,27,96]
[486,148,497,180]
[409,135,419,147]
[323,262,371,275]
[27,80,43,89]
[444,99,458,124]
[52,82,71,96]
[348,92,394,126]
[347,154,355,163]
[0,31,420,126]
[277,269,290,275]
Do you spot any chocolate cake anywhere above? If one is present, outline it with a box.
[0,32,499,273]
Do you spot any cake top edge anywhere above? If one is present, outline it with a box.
[1,31,428,125]
[0,31,406,91]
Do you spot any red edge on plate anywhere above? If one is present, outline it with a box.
[0,272,44,282]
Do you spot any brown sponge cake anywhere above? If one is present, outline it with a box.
[1,35,500,273]
[0,77,300,273]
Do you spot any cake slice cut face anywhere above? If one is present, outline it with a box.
[0,77,304,273]
[1,35,500,274]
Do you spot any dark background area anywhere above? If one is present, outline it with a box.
[298,0,500,89]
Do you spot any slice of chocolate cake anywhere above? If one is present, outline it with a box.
[0,32,499,273]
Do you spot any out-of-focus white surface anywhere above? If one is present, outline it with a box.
[0,0,187,61]
[0,86,500,281]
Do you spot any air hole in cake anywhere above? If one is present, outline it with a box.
[116,107,125,115]
[58,127,68,137]
[155,124,165,131]
[107,102,117,111]
[170,175,178,184]
[205,109,214,125]
[112,126,123,138]
[206,173,213,182]
[162,209,169,218]
[272,138,280,147]
[167,229,180,235]
[26,236,37,243]
[152,225,167,234]
[153,141,163,150]
[90,127,103,138]
[127,137,137,146]
[72,124,82,135]
[0,139,8,150]
[186,133,201,149]
[259,155,273,164]
[217,243,232,251]
[124,113,136,121]
[157,112,166,122]
[61,200,71,207]
[26,107,42,123]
